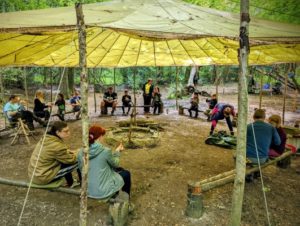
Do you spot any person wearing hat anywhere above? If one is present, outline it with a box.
[77,124,131,199]
[268,114,287,158]
[101,87,118,115]
[142,78,154,114]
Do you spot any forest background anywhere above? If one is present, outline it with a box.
[0,0,299,101]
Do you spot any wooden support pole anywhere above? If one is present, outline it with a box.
[75,4,89,226]
[50,71,53,103]
[176,67,179,109]
[230,0,250,225]
[259,73,263,109]
[133,68,137,125]
[282,65,289,125]
[23,67,29,109]
[93,69,97,113]
[0,69,4,105]
[214,65,219,98]
[113,68,116,92]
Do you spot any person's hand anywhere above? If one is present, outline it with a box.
[116,143,124,152]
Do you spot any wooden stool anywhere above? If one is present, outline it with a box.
[10,118,32,145]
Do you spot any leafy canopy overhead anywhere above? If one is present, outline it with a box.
[2,0,300,24]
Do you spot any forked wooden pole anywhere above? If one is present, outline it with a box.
[76,4,89,226]
[282,64,290,125]
[230,0,249,225]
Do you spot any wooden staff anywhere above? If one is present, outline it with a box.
[93,69,97,113]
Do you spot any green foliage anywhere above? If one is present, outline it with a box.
[1,0,108,12]
[185,0,300,24]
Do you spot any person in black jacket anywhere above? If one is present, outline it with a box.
[101,87,118,115]
[142,78,154,114]
[34,90,51,123]
[121,89,132,115]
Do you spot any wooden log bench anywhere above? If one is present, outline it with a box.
[51,110,79,120]
[178,105,204,116]
[100,104,163,116]
[185,150,295,218]
[0,177,130,226]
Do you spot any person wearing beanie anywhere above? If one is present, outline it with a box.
[77,124,131,199]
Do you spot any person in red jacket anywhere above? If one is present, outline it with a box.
[210,103,235,135]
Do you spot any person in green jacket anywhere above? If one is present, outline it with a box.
[77,124,131,199]
[28,121,80,187]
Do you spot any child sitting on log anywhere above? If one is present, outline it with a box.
[55,93,66,121]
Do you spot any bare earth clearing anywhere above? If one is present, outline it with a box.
[0,88,299,226]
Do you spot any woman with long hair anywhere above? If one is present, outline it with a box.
[268,114,287,158]
[34,90,51,123]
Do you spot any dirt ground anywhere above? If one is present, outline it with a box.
[0,87,299,226]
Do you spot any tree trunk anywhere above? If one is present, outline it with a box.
[259,73,263,109]
[187,66,197,87]
[76,4,89,226]
[0,69,4,104]
[68,67,75,95]
[230,1,249,225]
[23,67,29,109]
[61,68,69,98]
[282,64,290,125]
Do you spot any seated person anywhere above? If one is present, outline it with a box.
[188,92,199,118]
[101,87,118,115]
[152,86,162,115]
[205,93,218,120]
[55,93,66,121]
[70,90,81,120]
[121,89,132,115]
[4,95,44,130]
[77,125,131,199]
[28,121,80,187]
[246,109,281,164]
[268,115,287,158]
[34,90,51,123]
[210,103,235,135]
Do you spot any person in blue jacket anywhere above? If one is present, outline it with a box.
[246,109,281,164]
[77,124,131,199]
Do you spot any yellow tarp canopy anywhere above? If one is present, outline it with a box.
[0,0,299,67]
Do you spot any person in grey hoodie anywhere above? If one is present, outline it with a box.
[77,124,131,199]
